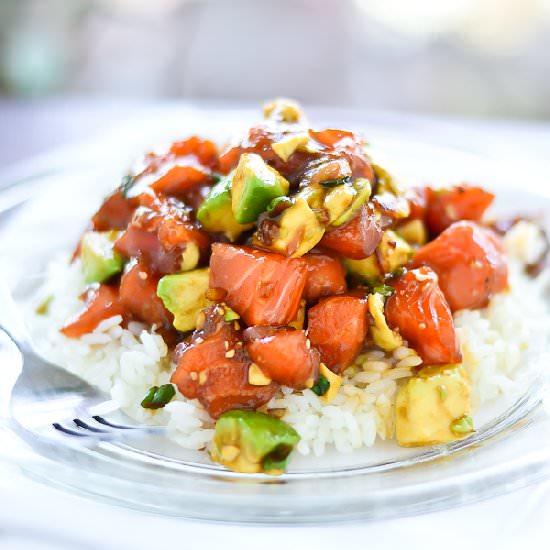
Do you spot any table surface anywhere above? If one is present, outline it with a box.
[1,99,550,549]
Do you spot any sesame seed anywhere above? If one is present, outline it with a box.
[224,340,229,350]
[194,337,204,344]
[138,271,148,280]
[419,322,427,330]
[225,349,235,358]
[199,371,207,385]
[305,339,311,349]
[190,372,198,381]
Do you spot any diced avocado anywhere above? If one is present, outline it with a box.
[396,219,428,246]
[345,256,380,285]
[157,268,210,332]
[395,365,472,447]
[345,230,412,283]
[81,230,124,284]
[180,241,200,272]
[210,410,300,474]
[373,163,405,196]
[231,154,290,224]
[197,175,252,241]
[323,184,356,224]
[379,230,413,273]
[263,98,304,123]
[368,293,403,352]
[255,197,325,257]
[332,178,372,227]
[298,185,325,210]
[272,132,309,162]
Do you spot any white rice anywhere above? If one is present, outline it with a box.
[27,221,550,455]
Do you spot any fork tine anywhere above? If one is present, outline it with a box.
[92,415,135,429]
[52,422,88,436]
[73,418,109,433]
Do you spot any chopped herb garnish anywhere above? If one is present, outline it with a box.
[450,415,474,435]
[320,175,352,188]
[372,284,395,297]
[267,196,293,216]
[223,306,240,322]
[120,174,136,197]
[311,375,330,396]
[438,384,448,401]
[35,295,54,315]
[141,384,176,409]
[392,266,407,278]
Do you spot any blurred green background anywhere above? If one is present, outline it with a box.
[1,0,549,119]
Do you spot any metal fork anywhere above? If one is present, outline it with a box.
[0,281,164,442]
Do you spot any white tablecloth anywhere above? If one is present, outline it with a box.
[1,102,549,549]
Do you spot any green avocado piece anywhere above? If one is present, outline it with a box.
[323,183,356,224]
[396,365,472,447]
[157,268,210,332]
[231,153,289,224]
[367,292,402,352]
[344,230,412,283]
[344,256,381,285]
[196,175,252,241]
[331,177,372,227]
[255,196,325,257]
[210,410,300,474]
[81,230,124,284]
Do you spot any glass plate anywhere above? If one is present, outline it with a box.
[1,108,550,523]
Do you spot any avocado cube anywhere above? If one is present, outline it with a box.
[255,196,325,257]
[211,410,300,474]
[323,184,356,224]
[396,365,472,447]
[231,154,289,224]
[271,132,309,162]
[331,177,372,227]
[81,230,124,284]
[344,256,381,284]
[196,175,252,241]
[156,268,210,332]
[367,293,402,352]
[396,219,428,246]
[345,230,412,283]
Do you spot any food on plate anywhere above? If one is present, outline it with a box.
[31,99,550,475]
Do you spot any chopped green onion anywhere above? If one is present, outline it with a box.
[450,415,474,435]
[320,176,351,188]
[372,284,395,297]
[311,375,330,396]
[438,384,448,402]
[141,384,176,409]
[120,174,136,197]
[392,266,406,278]
[223,306,240,322]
